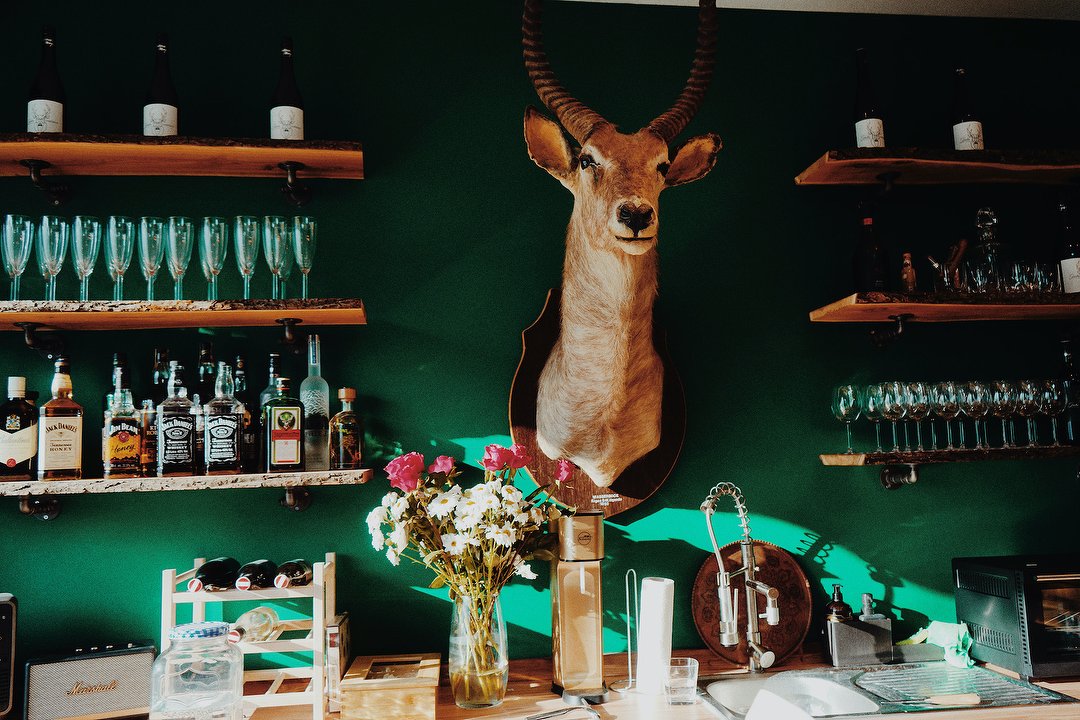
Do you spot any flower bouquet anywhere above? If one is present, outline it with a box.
[366,443,571,708]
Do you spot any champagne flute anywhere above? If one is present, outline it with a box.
[292,216,316,299]
[37,215,68,301]
[279,240,294,299]
[989,380,1017,447]
[233,215,259,300]
[139,217,166,300]
[1042,380,1068,446]
[906,381,930,451]
[200,217,229,301]
[2,215,34,301]
[71,216,101,302]
[930,380,961,450]
[861,384,885,453]
[105,216,135,301]
[262,216,289,300]
[166,216,195,301]
[832,385,861,454]
[880,381,906,453]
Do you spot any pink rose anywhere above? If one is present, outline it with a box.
[509,443,533,469]
[385,452,425,493]
[555,459,575,485]
[428,455,455,474]
[481,444,515,472]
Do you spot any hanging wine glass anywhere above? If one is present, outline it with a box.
[879,381,906,453]
[930,380,961,450]
[233,215,259,300]
[166,216,194,301]
[37,215,68,301]
[105,216,135,301]
[861,384,885,453]
[831,385,861,454]
[292,216,316,299]
[139,216,166,300]
[2,215,34,301]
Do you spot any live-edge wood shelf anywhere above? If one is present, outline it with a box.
[810,292,1080,323]
[796,148,1080,186]
[821,446,1080,466]
[0,298,366,331]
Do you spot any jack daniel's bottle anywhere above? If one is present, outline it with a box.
[204,363,244,475]
[157,361,196,476]
[38,357,83,480]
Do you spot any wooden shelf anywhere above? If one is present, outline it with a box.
[0,298,366,331]
[0,468,371,497]
[821,446,1080,466]
[809,292,1080,323]
[795,148,1080,186]
[0,133,362,179]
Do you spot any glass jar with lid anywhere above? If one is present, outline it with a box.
[150,621,243,720]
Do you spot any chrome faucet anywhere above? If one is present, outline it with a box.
[701,482,781,673]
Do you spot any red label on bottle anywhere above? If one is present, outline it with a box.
[862,217,873,226]
[187,578,203,592]
[274,574,290,588]
[271,429,301,441]
[236,576,252,591]
[5,458,14,467]
[227,630,242,643]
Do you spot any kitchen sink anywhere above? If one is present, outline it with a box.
[699,662,1076,719]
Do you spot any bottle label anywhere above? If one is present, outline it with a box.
[855,118,885,148]
[159,414,194,465]
[143,103,178,136]
[270,106,304,140]
[107,420,141,464]
[39,417,82,470]
[27,99,63,132]
[0,422,37,467]
[953,121,984,150]
[269,406,302,465]
[206,414,241,464]
[1061,259,1080,294]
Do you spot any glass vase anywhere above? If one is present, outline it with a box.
[449,594,508,709]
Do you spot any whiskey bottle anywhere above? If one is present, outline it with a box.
[157,361,196,477]
[258,352,282,410]
[104,368,141,478]
[37,356,83,480]
[263,377,304,472]
[150,347,170,406]
[187,556,240,592]
[329,387,363,470]
[274,559,312,588]
[0,377,38,479]
[28,26,64,133]
[205,363,244,475]
[139,399,157,476]
[270,37,304,140]
[300,335,330,471]
[102,352,130,413]
[194,341,216,407]
[234,355,258,473]
[235,559,278,590]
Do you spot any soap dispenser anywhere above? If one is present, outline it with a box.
[826,584,854,623]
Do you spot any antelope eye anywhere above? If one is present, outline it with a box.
[579,154,597,170]
[657,162,671,176]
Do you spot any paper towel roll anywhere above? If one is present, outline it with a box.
[635,576,675,695]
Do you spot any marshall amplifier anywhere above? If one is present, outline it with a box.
[1,594,15,718]
[24,642,154,720]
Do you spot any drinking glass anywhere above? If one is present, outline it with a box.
[37,216,68,301]
[861,384,885,453]
[965,259,992,294]
[960,381,990,449]
[105,216,135,301]
[279,242,294,299]
[1043,380,1068,446]
[1016,379,1043,446]
[139,217,166,300]
[166,216,195,301]
[262,216,290,300]
[233,216,259,300]
[292,216,316,299]
[989,380,1017,448]
[880,381,907,453]
[930,381,961,450]
[906,381,930,451]
[831,385,861,454]
[200,217,229,301]
[70,216,101,302]
[2,215,34,300]
[665,658,698,706]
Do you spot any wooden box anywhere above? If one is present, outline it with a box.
[339,653,440,720]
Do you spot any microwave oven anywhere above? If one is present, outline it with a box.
[953,555,1080,679]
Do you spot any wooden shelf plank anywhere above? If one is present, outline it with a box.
[0,468,371,497]
[0,298,366,331]
[795,148,1080,186]
[0,133,362,179]
[809,292,1080,323]
[820,446,1080,466]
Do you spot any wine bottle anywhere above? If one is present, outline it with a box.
[187,556,240,592]
[952,68,984,151]
[1061,339,1079,445]
[235,559,277,590]
[1058,203,1080,294]
[851,206,886,292]
[28,26,64,133]
[853,48,884,149]
[144,32,179,136]
[274,559,312,588]
[228,606,280,643]
[270,37,304,140]
[0,377,38,479]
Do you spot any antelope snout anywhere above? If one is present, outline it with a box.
[616,202,655,237]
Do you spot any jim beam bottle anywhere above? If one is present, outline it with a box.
[38,356,83,480]
[157,361,196,477]
[104,367,141,478]
[0,376,38,479]
[205,363,244,475]
[263,377,304,472]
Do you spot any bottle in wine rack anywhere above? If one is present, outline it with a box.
[187,556,241,592]
[274,559,312,588]
[144,32,179,136]
[952,67,984,151]
[38,356,83,480]
[270,37,304,140]
[28,26,64,133]
[235,559,277,590]
[853,48,884,149]
[228,606,280,643]
[157,361,196,477]
[0,377,37,479]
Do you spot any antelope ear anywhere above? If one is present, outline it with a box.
[665,133,722,187]
[525,106,574,182]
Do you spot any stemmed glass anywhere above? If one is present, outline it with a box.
[861,384,884,453]
[1043,380,1068,446]
[960,381,990,449]
[989,381,1017,447]
[2,215,34,300]
[37,216,69,301]
[166,216,195,301]
[930,380,961,449]
[139,217,166,300]
[105,216,135,301]
[71,216,102,302]
[880,381,907,453]
[279,244,294,299]
[292,216,316,299]
[200,217,229,301]
[233,216,260,300]
[1016,380,1043,446]
[832,385,861,454]
[262,216,290,300]
[906,381,930,451]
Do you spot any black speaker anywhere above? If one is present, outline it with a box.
[0,594,15,719]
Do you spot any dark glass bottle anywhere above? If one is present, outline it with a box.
[1058,204,1080,295]
[263,377,304,473]
[187,556,240,592]
[274,559,313,588]
[853,48,884,149]
[329,387,363,470]
[151,347,171,406]
[852,206,887,292]
[952,68,984,151]
[144,32,179,136]
[258,352,282,410]
[1061,339,1079,445]
[0,377,37,478]
[270,37,304,140]
[157,361,196,477]
[103,352,130,413]
[235,559,278,590]
[234,355,258,473]
[28,26,64,133]
[194,341,217,407]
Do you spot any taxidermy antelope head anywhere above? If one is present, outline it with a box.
[524,0,722,488]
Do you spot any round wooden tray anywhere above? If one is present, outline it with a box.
[691,540,813,667]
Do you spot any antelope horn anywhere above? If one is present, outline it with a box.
[523,0,610,144]
[646,0,718,143]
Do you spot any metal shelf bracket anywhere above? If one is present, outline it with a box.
[280,487,313,512]
[19,159,70,206]
[19,495,61,520]
[14,322,65,360]
[869,313,915,348]
[880,464,918,490]
[279,161,312,207]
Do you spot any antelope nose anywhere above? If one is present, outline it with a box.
[617,203,654,235]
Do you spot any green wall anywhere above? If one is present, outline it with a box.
[5,0,1080,709]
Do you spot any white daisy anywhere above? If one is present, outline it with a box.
[485,523,516,548]
[454,511,483,531]
[390,495,410,521]
[442,533,469,556]
[429,490,460,519]
[500,485,523,503]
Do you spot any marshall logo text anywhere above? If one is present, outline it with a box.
[66,680,118,696]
